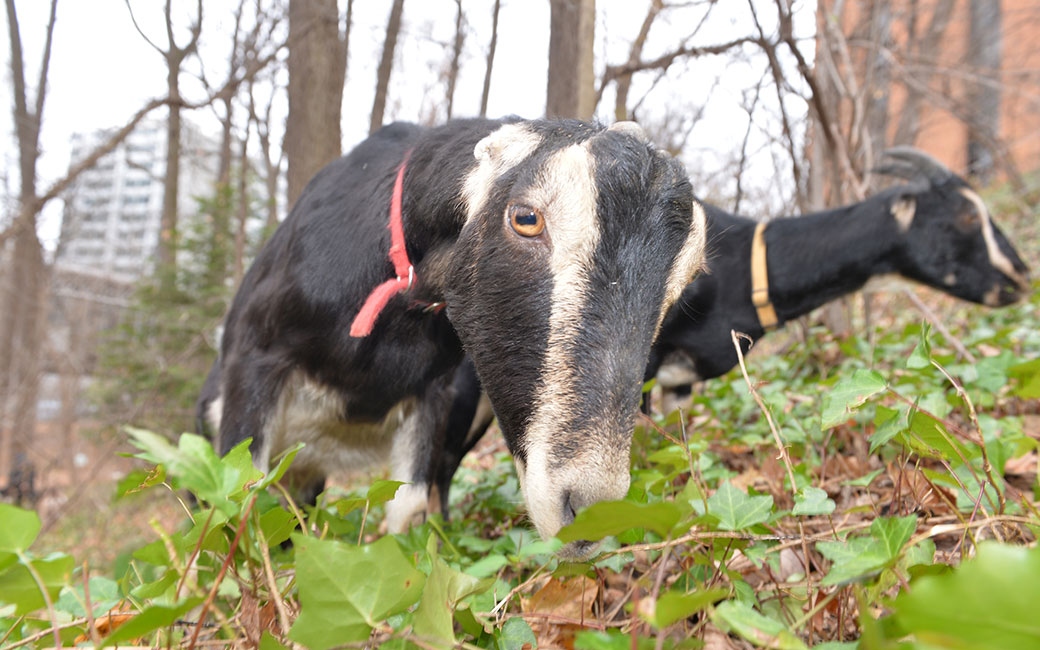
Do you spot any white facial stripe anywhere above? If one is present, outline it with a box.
[658,200,708,331]
[891,197,916,232]
[959,188,1027,289]
[462,123,542,223]
[519,143,603,539]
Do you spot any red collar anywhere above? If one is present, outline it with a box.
[349,153,417,337]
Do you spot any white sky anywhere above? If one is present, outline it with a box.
[1,0,816,250]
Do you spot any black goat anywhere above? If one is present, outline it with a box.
[647,148,1029,388]
[196,118,706,554]
[425,147,1031,519]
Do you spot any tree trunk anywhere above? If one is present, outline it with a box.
[286,0,346,207]
[479,0,501,117]
[546,0,595,120]
[234,134,250,285]
[1,0,55,486]
[152,0,202,286]
[614,0,662,122]
[445,0,464,119]
[158,63,182,278]
[967,0,1002,182]
[369,0,405,135]
[892,0,956,146]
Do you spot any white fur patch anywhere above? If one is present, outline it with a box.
[891,197,916,232]
[206,395,224,434]
[384,483,429,534]
[959,188,1028,290]
[462,123,542,223]
[262,370,412,480]
[656,358,701,388]
[658,200,708,331]
[518,142,609,540]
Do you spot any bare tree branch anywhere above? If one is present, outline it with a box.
[479,0,501,117]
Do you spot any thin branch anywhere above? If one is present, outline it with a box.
[123,0,165,55]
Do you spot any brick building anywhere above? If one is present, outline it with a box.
[821,0,1040,181]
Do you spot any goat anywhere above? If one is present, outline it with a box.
[647,147,1030,390]
[196,118,707,555]
[424,147,1031,519]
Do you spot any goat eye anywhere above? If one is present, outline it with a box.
[507,205,545,237]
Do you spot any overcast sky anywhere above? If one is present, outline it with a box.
[1,0,815,249]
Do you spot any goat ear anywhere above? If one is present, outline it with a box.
[607,120,649,143]
[891,195,916,232]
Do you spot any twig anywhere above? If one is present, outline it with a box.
[0,617,89,650]
[82,562,102,647]
[902,289,977,364]
[274,482,309,536]
[255,510,292,637]
[931,360,1006,514]
[730,330,798,491]
[187,493,259,650]
[15,550,61,649]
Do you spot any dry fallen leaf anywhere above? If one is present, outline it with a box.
[522,575,599,650]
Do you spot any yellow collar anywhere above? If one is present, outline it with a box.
[751,222,778,331]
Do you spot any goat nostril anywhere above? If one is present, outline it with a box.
[562,491,578,526]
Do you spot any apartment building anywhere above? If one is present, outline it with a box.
[55,118,219,283]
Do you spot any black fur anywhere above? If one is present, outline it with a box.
[430,162,1030,517]
[196,118,701,537]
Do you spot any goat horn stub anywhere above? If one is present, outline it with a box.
[878,146,952,184]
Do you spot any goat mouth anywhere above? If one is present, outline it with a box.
[1000,286,1028,305]
[557,538,601,560]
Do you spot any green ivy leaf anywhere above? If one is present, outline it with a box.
[870,515,917,558]
[0,553,76,616]
[868,406,904,454]
[575,628,656,650]
[645,587,729,628]
[0,505,41,574]
[0,504,41,553]
[713,600,807,649]
[556,500,682,542]
[254,442,304,490]
[125,429,261,514]
[890,543,1040,649]
[289,534,425,649]
[258,507,296,547]
[906,324,933,369]
[817,537,889,586]
[820,369,887,429]
[495,617,538,650]
[413,534,493,647]
[792,487,835,516]
[366,479,406,506]
[707,482,773,531]
[56,576,121,617]
[842,468,884,488]
[101,598,204,646]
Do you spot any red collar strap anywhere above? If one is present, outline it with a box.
[349,152,419,337]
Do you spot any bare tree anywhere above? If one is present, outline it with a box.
[546,0,596,120]
[445,0,465,119]
[126,0,203,283]
[370,0,406,134]
[0,0,58,489]
[285,0,346,207]
[892,0,956,148]
[247,77,283,239]
[613,0,663,122]
[967,0,1002,182]
[479,0,501,117]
